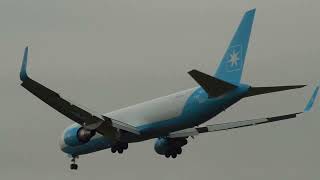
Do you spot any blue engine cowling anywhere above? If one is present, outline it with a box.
[64,125,96,147]
[154,137,188,155]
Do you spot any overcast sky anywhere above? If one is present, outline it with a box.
[0,0,320,179]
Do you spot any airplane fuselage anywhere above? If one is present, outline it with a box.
[60,84,250,156]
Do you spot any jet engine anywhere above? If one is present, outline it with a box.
[154,137,187,158]
[64,126,96,146]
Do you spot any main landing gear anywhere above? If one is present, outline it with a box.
[164,147,182,159]
[154,137,188,158]
[111,142,128,154]
[70,155,78,170]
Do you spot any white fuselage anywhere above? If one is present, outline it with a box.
[104,88,196,128]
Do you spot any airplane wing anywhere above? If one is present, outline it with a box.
[169,85,319,138]
[20,47,140,136]
[169,113,301,138]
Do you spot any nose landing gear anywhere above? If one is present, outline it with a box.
[70,155,79,170]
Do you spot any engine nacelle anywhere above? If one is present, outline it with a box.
[64,126,96,146]
[154,137,187,155]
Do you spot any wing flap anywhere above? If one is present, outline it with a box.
[108,118,141,135]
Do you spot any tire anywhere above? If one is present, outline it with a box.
[123,143,128,150]
[171,153,177,158]
[70,164,78,170]
[118,149,123,154]
[111,147,117,153]
[177,148,182,155]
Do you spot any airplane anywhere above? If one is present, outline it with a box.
[19,9,317,170]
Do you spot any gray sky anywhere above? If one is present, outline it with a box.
[1,0,320,179]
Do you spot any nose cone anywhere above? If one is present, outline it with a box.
[59,132,67,153]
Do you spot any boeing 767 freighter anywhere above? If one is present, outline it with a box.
[19,9,318,170]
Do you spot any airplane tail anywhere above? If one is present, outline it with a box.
[214,9,255,85]
[188,9,305,98]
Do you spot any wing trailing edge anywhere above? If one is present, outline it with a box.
[169,113,301,138]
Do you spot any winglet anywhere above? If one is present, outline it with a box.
[20,46,29,81]
[304,85,319,112]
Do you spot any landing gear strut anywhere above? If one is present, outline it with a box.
[111,142,128,154]
[70,155,78,170]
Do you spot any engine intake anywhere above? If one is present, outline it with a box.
[77,128,96,143]
[64,126,96,146]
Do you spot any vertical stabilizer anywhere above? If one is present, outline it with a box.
[215,9,256,85]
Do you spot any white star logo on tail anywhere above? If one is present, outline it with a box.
[225,45,242,72]
[228,50,240,67]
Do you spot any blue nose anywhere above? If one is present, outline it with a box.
[59,132,67,153]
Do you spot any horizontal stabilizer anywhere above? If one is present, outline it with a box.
[188,70,237,98]
[245,85,306,97]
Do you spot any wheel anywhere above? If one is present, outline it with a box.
[165,153,170,158]
[111,147,117,153]
[118,149,123,154]
[171,153,177,159]
[70,163,78,170]
[123,143,128,150]
[177,148,182,155]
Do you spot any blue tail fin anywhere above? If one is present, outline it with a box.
[215,9,256,85]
